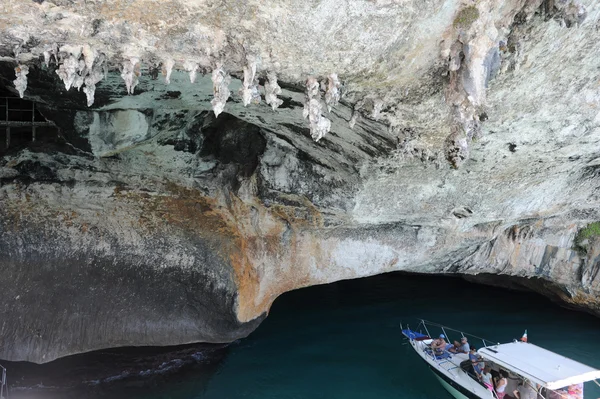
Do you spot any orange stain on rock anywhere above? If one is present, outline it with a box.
[4,180,326,323]
[125,183,320,323]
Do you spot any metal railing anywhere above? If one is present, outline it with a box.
[414,319,498,349]
[0,363,7,399]
[0,96,54,150]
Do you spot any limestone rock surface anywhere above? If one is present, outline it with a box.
[1,0,600,363]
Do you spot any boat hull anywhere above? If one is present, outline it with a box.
[433,372,472,399]
[428,363,484,399]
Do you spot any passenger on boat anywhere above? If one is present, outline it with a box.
[481,365,493,391]
[469,347,483,376]
[448,337,469,354]
[549,384,582,399]
[566,383,583,399]
[494,370,508,399]
[513,379,537,399]
[431,334,447,355]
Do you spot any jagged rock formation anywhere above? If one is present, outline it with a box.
[1,0,600,363]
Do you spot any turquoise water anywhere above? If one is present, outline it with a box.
[8,273,600,398]
[196,274,600,399]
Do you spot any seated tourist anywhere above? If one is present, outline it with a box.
[460,337,470,353]
[431,334,447,355]
[448,336,470,353]
[469,347,483,376]
[447,340,460,353]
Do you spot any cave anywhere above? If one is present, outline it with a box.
[0,0,599,381]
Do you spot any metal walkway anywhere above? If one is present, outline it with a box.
[0,96,55,151]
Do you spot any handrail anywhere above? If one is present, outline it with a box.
[0,363,7,399]
[418,319,498,348]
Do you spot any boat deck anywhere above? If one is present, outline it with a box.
[416,340,473,375]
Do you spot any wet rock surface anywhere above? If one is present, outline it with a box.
[1,0,600,363]
[3,343,229,399]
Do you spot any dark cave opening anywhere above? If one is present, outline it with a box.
[199,112,267,178]
[0,92,60,155]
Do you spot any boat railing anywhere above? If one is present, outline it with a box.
[415,319,498,349]
[0,363,7,399]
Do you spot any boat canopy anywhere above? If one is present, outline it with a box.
[478,341,600,390]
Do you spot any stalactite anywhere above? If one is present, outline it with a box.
[83,54,106,107]
[83,80,97,107]
[211,67,231,117]
[54,44,105,106]
[349,111,358,129]
[55,45,84,91]
[303,77,331,142]
[162,59,175,84]
[183,60,198,83]
[324,73,341,112]
[56,55,80,91]
[13,65,29,98]
[264,72,283,110]
[82,44,96,71]
[43,51,51,68]
[239,60,260,107]
[371,99,384,120]
[121,57,141,95]
[73,58,87,91]
[349,99,365,129]
[441,3,497,168]
[43,43,58,67]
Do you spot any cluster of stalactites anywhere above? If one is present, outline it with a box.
[31,49,289,117]
[53,44,107,106]
[301,74,343,142]
[303,77,332,142]
[160,59,281,117]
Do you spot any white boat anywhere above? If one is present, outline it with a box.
[401,320,600,399]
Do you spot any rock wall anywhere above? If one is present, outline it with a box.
[1,0,600,362]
